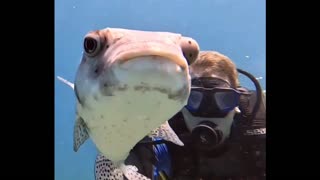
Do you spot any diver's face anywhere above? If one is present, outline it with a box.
[182,74,239,146]
[182,107,236,143]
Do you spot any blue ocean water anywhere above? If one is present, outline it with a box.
[54,0,266,179]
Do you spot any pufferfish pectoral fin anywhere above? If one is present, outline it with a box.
[73,116,89,152]
[148,121,184,146]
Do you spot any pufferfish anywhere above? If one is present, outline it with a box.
[57,27,200,179]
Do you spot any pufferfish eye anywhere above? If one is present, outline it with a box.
[83,35,102,57]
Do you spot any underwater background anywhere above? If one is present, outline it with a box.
[55,0,266,179]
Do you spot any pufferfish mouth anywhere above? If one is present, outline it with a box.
[108,57,190,105]
[74,54,188,106]
[111,41,188,71]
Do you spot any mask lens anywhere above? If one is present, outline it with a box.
[214,90,239,112]
[186,90,203,111]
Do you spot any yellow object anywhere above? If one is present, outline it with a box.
[159,171,167,180]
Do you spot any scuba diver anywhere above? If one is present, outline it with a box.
[95,51,266,180]
[163,51,266,179]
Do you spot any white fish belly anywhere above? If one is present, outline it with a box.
[79,89,185,164]
[79,56,190,164]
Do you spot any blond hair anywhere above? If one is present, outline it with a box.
[190,51,239,88]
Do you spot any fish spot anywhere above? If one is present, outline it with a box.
[134,85,150,93]
[101,84,114,96]
[123,118,128,123]
[118,84,128,91]
[134,86,142,90]
[152,87,169,94]
[140,82,148,86]
[188,40,191,44]
[168,93,179,100]
[100,115,104,119]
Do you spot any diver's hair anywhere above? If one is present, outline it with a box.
[190,51,240,88]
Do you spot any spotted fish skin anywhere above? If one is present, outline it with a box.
[148,121,184,146]
[95,154,124,180]
[73,117,89,152]
[95,154,153,180]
